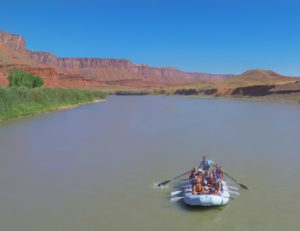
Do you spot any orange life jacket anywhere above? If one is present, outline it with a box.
[194,183,202,193]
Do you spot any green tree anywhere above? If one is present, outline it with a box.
[33,75,44,88]
[8,70,44,88]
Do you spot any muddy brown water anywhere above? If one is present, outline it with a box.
[0,96,300,231]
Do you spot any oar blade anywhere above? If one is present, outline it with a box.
[224,171,249,190]
[158,180,171,187]
[227,185,239,190]
[228,190,240,196]
[170,190,182,196]
[170,196,183,202]
[239,183,249,190]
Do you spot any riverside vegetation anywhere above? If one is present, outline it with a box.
[0,70,106,121]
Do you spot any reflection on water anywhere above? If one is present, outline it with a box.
[0,96,300,231]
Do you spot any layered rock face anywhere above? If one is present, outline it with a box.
[0,30,234,88]
[27,49,234,84]
[271,81,300,94]
[0,30,26,52]
[1,64,60,86]
[26,50,133,69]
[133,64,234,82]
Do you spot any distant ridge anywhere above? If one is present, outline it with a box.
[225,69,298,87]
[235,69,288,80]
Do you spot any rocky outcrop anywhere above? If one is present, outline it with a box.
[202,88,218,95]
[231,85,275,96]
[171,84,292,97]
[0,30,26,52]
[270,81,300,94]
[114,90,149,95]
[174,88,199,95]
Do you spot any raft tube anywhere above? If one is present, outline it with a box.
[183,181,230,206]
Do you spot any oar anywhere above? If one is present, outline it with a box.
[227,185,239,190]
[170,196,187,202]
[157,170,191,187]
[228,190,240,196]
[170,190,183,196]
[224,172,249,190]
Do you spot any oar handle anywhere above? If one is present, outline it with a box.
[172,170,192,180]
[224,172,238,183]
[158,170,192,187]
[224,171,249,190]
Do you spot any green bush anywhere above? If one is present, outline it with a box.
[8,70,44,88]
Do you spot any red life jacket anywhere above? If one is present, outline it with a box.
[208,178,214,185]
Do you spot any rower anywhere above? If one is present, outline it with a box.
[189,167,198,181]
[199,155,215,171]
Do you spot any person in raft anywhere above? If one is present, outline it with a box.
[199,155,215,171]
[215,164,224,179]
[189,166,199,181]
[192,174,207,195]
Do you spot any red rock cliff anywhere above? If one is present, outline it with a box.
[0,30,235,87]
[26,50,234,84]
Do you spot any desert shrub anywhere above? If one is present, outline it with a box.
[8,70,44,88]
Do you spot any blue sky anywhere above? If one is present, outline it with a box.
[1,0,300,76]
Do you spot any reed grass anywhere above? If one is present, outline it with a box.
[0,87,106,120]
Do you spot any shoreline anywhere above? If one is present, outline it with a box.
[56,99,105,110]
[149,93,300,105]
[112,92,300,105]
[0,99,105,125]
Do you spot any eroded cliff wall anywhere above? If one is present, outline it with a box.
[0,30,234,87]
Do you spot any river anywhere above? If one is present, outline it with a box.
[0,96,300,231]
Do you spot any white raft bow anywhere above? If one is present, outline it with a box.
[182,180,230,206]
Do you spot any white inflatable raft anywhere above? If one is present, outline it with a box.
[182,180,230,206]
